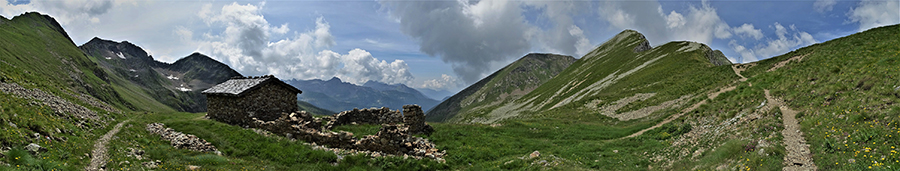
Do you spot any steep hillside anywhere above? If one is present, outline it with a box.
[1,12,127,169]
[286,78,439,113]
[426,53,576,122]
[451,30,735,124]
[0,12,131,111]
[79,39,241,112]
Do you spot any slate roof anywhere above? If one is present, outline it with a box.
[201,75,301,97]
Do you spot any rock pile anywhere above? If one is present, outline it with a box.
[145,123,218,152]
[247,105,444,160]
[0,82,104,125]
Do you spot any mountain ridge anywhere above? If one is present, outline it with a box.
[426,53,576,122]
[286,77,440,113]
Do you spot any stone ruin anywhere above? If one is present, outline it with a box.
[247,104,443,160]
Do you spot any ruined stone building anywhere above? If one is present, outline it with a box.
[201,75,301,126]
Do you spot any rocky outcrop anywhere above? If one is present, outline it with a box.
[146,123,219,152]
[246,105,444,160]
[633,40,652,53]
[702,46,731,66]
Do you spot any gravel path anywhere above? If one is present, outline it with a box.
[86,120,130,171]
[764,90,817,170]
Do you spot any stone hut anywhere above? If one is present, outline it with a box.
[201,75,301,126]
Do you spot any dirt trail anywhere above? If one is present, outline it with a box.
[86,120,130,171]
[732,65,748,82]
[768,54,808,72]
[622,64,752,139]
[764,90,817,170]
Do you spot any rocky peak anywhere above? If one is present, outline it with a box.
[326,77,343,84]
[80,37,155,64]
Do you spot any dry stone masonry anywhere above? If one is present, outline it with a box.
[247,105,444,161]
[203,75,302,126]
[146,123,219,152]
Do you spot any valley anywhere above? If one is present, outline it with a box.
[1,11,898,170]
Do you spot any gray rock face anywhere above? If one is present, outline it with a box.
[703,47,731,66]
[633,40,652,53]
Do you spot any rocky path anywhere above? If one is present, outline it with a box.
[764,90,817,170]
[86,120,130,171]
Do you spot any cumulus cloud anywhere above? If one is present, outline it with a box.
[380,1,594,83]
[732,23,764,40]
[729,22,817,63]
[524,1,594,57]
[848,0,900,32]
[598,1,729,45]
[1,0,114,24]
[419,74,461,90]
[195,2,413,85]
[379,0,531,83]
[665,11,685,28]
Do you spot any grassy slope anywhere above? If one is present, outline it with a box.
[415,30,741,170]
[427,53,575,122]
[3,11,897,170]
[0,12,128,169]
[741,24,900,170]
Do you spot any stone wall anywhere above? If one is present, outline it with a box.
[206,83,298,126]
[325,107,402,129]
[324,105,433,135]
[246,105,444,160]
[402,105,434,135]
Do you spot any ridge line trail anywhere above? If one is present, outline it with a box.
[620,65,747,139]
[86,119,130,171]
[765,90,817,170]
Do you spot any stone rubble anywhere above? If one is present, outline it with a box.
[145,123,219,152]
[248,105,444,161]
[0,82,105,126]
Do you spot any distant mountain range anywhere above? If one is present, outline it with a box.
[285,77,440,113]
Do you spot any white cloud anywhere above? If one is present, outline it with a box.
[381,0,596,83]
[848,0,900,32]
[338,49,413,84]
[1,0,113,24]
[814,0,837,13]
[418,74,461,90]
[729,22,818,63]
[665,11,685,28]
[728,40,756,63]
[732,23,764,40]
[195,2,413,85]
[598,1,728,45]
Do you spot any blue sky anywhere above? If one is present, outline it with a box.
[2,0,898,95]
